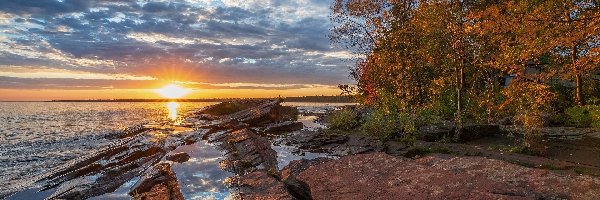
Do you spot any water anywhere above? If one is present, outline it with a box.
[0,102,217,197]
[0,101,355,199]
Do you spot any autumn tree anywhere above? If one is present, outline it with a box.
[330,0,598,142]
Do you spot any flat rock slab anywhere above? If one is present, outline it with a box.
[236,171,293,200]
[130,162,183,200]
[297,152,600,199]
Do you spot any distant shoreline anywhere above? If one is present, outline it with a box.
[0,96,354,103]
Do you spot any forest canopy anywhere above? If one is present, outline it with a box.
[331,0,600,144]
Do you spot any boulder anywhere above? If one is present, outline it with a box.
[281,158,332,200]
[210,128,278,174]
[236,171,293,200]
[296,152,600,199]
[165,152,190,163]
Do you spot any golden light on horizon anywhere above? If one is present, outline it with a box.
[155,84,190,99]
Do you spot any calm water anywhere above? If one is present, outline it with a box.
[0,102,217,196]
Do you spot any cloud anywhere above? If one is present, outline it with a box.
[0,0,354,91]
[0,76,325,90]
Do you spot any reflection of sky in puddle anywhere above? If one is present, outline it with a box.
[169,140,233,200]
[272,141,333,169]
[272,114,334,169]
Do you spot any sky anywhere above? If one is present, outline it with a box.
[0,0,353,100]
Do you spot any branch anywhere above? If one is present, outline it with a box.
[526,15,600,23]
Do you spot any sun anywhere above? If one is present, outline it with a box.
[155,84,190,99]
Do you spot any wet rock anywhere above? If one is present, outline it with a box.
[166,152,190,163]
[47,149,165,199]
[130,162,184,200]
[236,171,293,200]
[281,158,332,200]
[297,152,600,199]
[212,128,278,174]
[223,100,282,126]
[263,121,304,133]
[285,130,320,145]
[104,124,149,139]
[199,100,264,116]
[269,105,299,122]
[21,100,297,199]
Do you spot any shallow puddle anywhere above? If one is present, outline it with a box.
[169,141,234,200]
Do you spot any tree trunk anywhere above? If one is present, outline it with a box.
[572,44,585,105]
[453,0,465,141]
[455,64,464,140]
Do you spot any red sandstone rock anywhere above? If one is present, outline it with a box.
[130,162,184,200]
[297,152,600,200]
[236,171,293,200]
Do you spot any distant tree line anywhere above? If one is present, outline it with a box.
[283,95,354,103]
[50,96,354,103]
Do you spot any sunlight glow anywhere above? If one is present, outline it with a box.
[155,84,190,99]
[167,102,179,121]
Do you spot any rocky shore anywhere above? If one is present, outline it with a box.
[5,100,600,199]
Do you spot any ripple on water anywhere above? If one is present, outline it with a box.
[0,102,217,198]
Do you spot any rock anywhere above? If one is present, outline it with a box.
[417,124,455,141]
[296,152,600,199]
[298,133,348,150]
[211,128,278,174]
[222,100,281,125]
[288,131,385,156]
[21,100,301,199]
[383,141,410,156]
[418,124,500,142]
[285,130,320,145]
[198,100,264,116]
[263,121,304,133]
[129,162,184,200]
[46,147,165,199]
[281,158,332,200]
[165,152,190,163]
[269,105,299,122]
[38,133,168,200]
[236,171,293,200]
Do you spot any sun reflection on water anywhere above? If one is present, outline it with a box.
[167,102,180,121]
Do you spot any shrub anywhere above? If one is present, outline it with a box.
[360,110,405,139]
[414,108,442,127]
[327,109,360,130]
[501,81,556,149]
[566,105,600,128]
